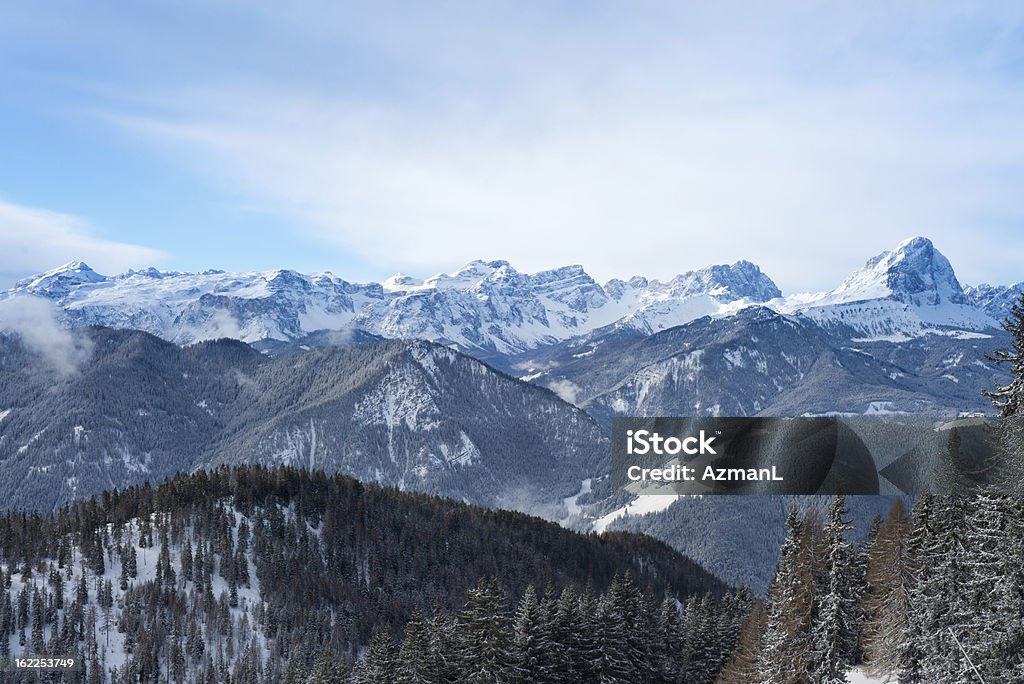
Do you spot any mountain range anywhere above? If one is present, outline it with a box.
[5,237,1014,357]
[0,328,605,514]
[0,236,1017,591]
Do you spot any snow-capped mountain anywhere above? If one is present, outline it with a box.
[602,260,782,335]
[11,261,382,343]
[4,237,1007,360]
[3,257,782,354]
[772,237,996,339]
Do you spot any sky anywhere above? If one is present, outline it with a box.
[2,1,1024,293]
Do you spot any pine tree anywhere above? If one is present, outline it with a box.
[355,626,396,684]
[595,576,635,684]
[395,608,435,684]
[30,587,44,653]
[993,496,1024,681]
[120,557,130,591]
[550,586,584,682]
[308,650,347,684]
[959,495,1021,682]
[426,607,461,683]
[457,578,512,684]
[982,293,1024,493]
[810,495,859,684]
[182,539,194,583]
[984,291,1024,416]
[759,507,816,683]
[509,586,552,683]
[860,499,909,677]
[653,596,680,684]
[574,582,603,684]
[716,599,766,684]
[906,496,969,683]
[126,543,138,579]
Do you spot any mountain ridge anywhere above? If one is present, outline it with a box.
[3,238,1005,358]
[0,327,606,514]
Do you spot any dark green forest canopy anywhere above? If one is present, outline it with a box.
[0,466,725,629]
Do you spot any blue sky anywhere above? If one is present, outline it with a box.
[2,1,1024,292]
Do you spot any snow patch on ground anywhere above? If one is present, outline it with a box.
[865,401,910,415]
[847,669,894,683]
[593,494,682,534]
[562,478,592,519]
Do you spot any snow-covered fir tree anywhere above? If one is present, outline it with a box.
[984,291,1024,417]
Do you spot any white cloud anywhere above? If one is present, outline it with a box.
[0,296,93,375]
[76,1,1024,290]
[546,379,583,407]
[0,199,165,285]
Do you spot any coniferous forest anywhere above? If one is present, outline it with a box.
[3,471,1023,683]
[720,494,1024,684]
[0,466,746,683]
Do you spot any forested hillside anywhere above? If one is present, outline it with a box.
[0,328,606,515]
[0,466,739,683]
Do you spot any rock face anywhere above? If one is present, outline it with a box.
[834,236,970,307]
[765,237,997,339]
[0,328,606,514]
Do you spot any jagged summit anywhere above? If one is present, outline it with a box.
[833,236,969,306]
[39,260,101,279]
[58,259,94,272]
[11,259,107,295]
[2,256,787,350]
[965,282,1024,321]
[675,260,782,302]
[771,237,995,337]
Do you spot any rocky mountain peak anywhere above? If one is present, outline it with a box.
[834,236,969,306]
[12,259,107,297]
[664,260,782,303]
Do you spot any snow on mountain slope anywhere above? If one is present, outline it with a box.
[323,258,779,352]
[965,281,1024,323]
[771,236,997,338]
[3,258,780,353]
[0,328,607,515]
[3,238,1005,356]
[6,262,382,344]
